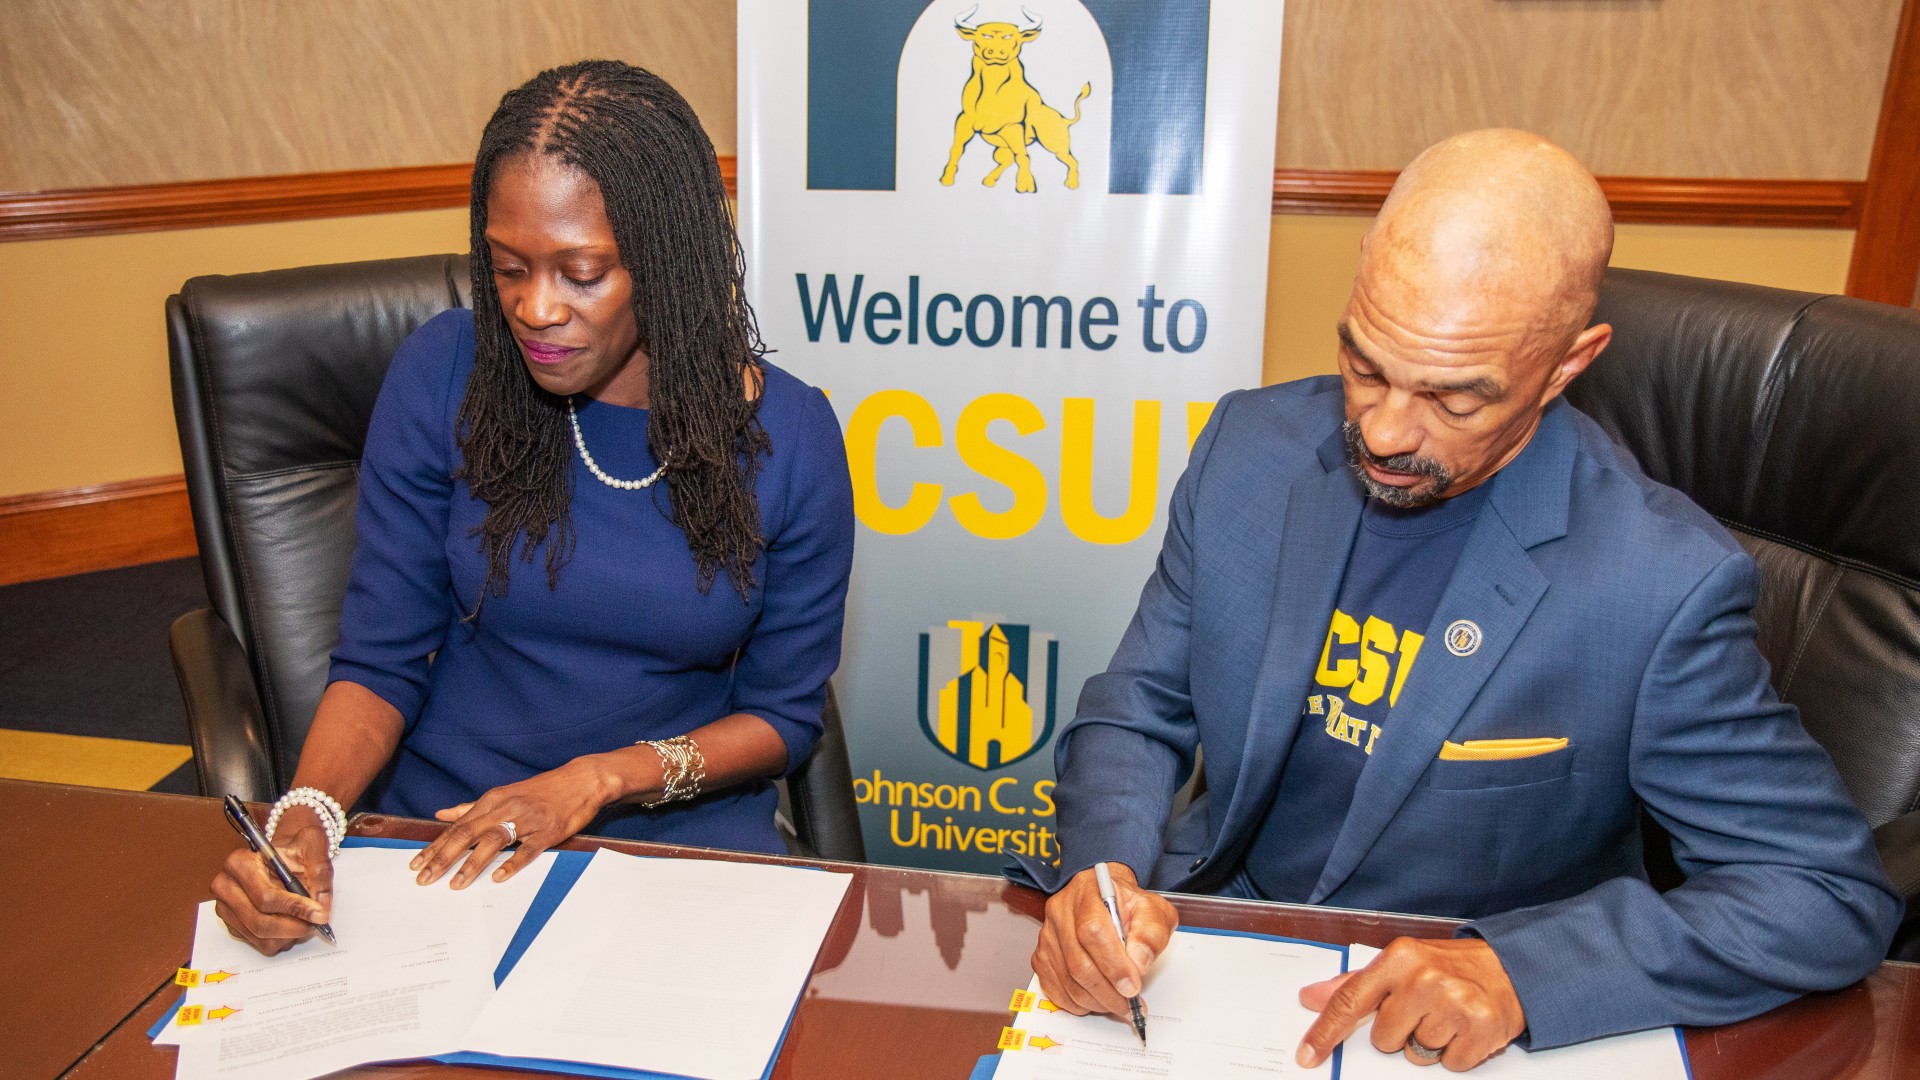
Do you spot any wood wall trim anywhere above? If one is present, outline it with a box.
[0,157,1862,242]
[1596,177,1864,228]
[1270,168,1402,217]
[0,157,743,243]
[0,475,196,586]
[0,165,475,243]
[1273,169,1864,228]
[1849,0,1920,305]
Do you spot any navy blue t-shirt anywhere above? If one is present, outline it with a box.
[1243,482,1490,901]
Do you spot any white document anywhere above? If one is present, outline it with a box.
[162,846,552,1079]
[994,929,1348,1079]
[160,847,553,1045]
[1337,944,1690,1079]
[461,849,854,1080]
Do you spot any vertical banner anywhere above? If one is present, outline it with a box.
[741,0,1284,871]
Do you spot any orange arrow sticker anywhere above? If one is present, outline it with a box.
[1029,1035,1063,1050]
[203,970,237,984]
[207,1006,241,1021]
[1035,999,1063,1013]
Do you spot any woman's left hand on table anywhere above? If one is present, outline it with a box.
[412,758,616,888]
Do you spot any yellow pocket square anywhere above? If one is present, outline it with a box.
[1438,737,1569,761]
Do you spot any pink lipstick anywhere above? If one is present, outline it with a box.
[522,340,582,365]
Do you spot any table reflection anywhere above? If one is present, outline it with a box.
[811,870,1038,1012]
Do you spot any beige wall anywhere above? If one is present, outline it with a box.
[1,0,1901,191]
[1278,0,1902,178]
[0,210,466,497]
[0,0,737,190]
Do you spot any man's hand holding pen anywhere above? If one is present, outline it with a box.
[1032,862,1178,1032]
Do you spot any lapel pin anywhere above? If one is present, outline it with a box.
[1445,620,1482,657]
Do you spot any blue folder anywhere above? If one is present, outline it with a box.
[153,837,802,1080]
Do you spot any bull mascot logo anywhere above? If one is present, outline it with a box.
[919,619,1059,770]
[939,5,1092,192]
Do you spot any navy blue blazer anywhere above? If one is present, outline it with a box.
[1012,376,1899,1048]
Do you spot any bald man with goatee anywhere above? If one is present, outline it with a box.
[1012,130,1899,1070]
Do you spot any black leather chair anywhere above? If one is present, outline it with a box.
[165,253,865,863]
[1569,268,1920,957]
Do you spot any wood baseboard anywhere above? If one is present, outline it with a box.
[0,157,1862,242]
[0,475,197,587]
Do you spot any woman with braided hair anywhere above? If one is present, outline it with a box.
[211,60,854,954]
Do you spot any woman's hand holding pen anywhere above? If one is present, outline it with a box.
[209,806,335,956]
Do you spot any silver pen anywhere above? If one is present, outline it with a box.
[1093,861,1148,1045]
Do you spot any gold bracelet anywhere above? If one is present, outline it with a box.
[639,735,707,807]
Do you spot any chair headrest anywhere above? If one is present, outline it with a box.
[1571,268,1920,587]
[177,253,471,477]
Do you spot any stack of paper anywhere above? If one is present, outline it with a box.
[160,844,852,1080]
[994,929,1347,1079]
[162,846,533,1080]
[979,935,1691,1079]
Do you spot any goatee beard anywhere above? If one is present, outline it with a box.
[1342,420,1453,509]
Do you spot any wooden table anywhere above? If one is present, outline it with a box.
[5,778,1913,1080]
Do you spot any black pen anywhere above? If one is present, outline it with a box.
[222,794,336,945]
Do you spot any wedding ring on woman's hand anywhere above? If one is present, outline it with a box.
[1406,1036,1443,1063]
[497,820,518,845]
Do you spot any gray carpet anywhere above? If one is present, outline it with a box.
[0,557,207,793]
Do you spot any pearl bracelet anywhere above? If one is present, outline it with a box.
[266,786,347,858]
[639,735,707,808]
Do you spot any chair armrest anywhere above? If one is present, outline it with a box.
[1874,808,1920,962]
[1874,808,1920,908]
[786,685,866,863]
[169,608,274,801]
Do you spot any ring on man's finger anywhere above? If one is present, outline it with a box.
[1406,1036,1444,1063]
[497,820,518,845]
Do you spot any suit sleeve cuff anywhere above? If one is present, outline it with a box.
[1458,910,1597,1051]
[1053,724,1180,890]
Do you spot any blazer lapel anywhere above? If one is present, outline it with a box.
[1307,404,1577,903]
[1212,430,1365,864]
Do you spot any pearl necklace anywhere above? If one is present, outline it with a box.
[568,397,666,491]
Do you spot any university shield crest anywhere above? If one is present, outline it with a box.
[918,620,1059,770]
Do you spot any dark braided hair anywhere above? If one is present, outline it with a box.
[458,60,771,606]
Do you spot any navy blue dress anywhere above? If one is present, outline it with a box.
[328,309,854,854]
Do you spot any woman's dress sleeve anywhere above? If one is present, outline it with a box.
[730,386,856,774]
[325,311,467,727]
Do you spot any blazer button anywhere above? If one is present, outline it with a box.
[1190,857,1206,871]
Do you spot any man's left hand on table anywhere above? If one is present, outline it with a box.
[1297,937,1526,1071]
